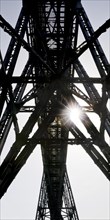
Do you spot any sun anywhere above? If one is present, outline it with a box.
[61,101,82,125]
[69,106,81,123]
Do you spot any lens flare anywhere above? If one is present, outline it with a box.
[61,102,82,125]
[69,106,81,123]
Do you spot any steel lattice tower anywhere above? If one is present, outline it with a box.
[0,0,110,219]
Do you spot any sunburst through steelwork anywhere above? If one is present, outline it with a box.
[0,0,110,219]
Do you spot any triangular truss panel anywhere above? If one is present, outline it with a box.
[0,0,110,219]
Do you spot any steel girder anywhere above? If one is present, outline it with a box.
[35,169,79,220]
[0,9,28,115]
[0,0,110,219]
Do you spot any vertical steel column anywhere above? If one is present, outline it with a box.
[35,169,79,220]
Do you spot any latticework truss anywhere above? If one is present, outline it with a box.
[0,0,110,219]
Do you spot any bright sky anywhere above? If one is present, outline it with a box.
[0,0,110,220]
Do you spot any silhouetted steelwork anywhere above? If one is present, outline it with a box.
[36,169,79,220]
[0,0,110,219]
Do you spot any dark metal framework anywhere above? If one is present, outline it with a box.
[0,0,110,219]
[36,169,79,220]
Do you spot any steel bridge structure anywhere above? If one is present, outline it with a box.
[0,0,110,219]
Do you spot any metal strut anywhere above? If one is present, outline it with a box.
[0,0,110,219]
[35,169,79,220]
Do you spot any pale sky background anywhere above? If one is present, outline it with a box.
[0,0,110,220]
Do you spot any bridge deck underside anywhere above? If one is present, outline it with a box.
[0,0,110,218]
[23,0,79,212]
[22,0,110,211]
